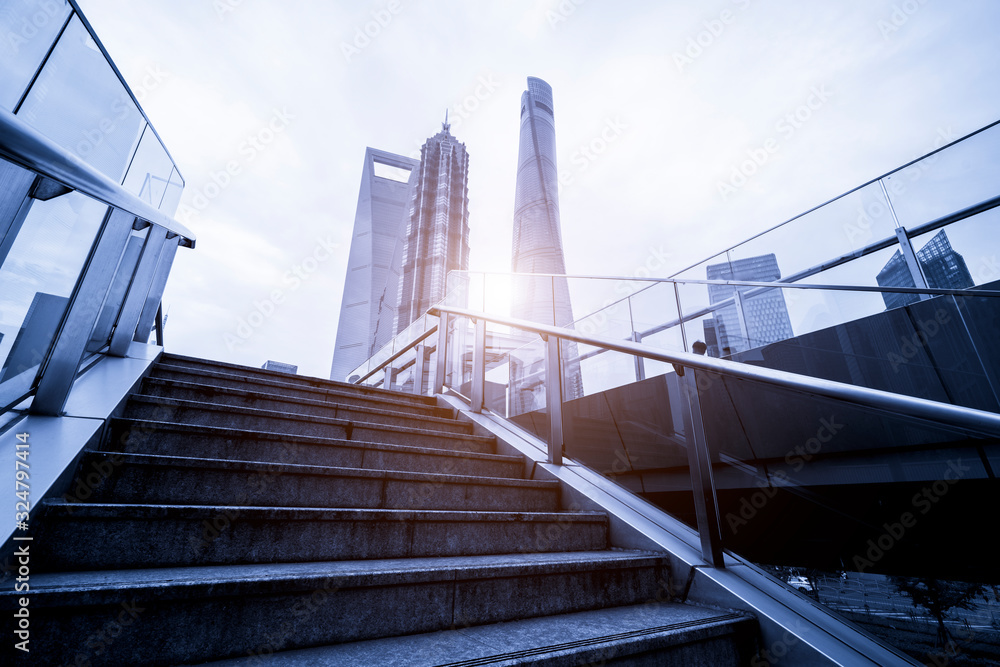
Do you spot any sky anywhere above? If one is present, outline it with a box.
[74,0,1000,379]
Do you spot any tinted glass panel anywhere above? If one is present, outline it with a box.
[0,0,71,111]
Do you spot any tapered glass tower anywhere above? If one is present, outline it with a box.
[511,77,582,403]
[511,77,575,329]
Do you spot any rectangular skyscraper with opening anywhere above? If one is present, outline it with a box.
[330,148,419,382]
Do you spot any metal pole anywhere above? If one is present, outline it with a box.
[434,312,449,394]
[413,344,426,395]
[544,333,564,465]
[471,317,486,412]
[680,369,725,567]
[894,226,931,299]
[631,331,645,382]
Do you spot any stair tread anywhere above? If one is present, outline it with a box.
[158,354,435,403]
[142,377,453,420]
[194,602,751,666]
[128,393,471,432]
[80,450,547,486]
[41,501,606,523]
[1,550,667,603]
[147,368,444,411]
[109,419,509,460]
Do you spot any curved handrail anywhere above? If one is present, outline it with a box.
[430,304,1000,438]
[0,109,196,247]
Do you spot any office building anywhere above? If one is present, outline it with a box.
[876,230,974,309]
[396,115,471,334]
[703,253,794,356]
[330,148,419,382]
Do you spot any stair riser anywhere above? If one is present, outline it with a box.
[105,428,521,477]
[147,369,446,415]
[120,404,490,452]
[78,465,558,512]
[12,564,665,666]
[126,398,473,436]
[34,517,607,569]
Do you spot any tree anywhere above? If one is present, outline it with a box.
[891,576,986,647]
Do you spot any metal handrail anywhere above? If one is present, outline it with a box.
[0,110,196,247]
[353,324,438,385]
[430,305,1000,438]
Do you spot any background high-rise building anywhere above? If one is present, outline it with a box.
[396,117,470,334]
[876,230,973,310]
[510,77,583,404]
[703,253,794,356]
[330,148,419,382]
[511,77,575,329]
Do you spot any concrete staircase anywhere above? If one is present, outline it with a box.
[4,354,757,665]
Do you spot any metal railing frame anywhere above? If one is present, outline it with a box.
[0,110,196,416]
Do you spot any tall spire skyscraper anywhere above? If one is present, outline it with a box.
[396,114,471,334]
[511,77,575,328]
[511,77,583,401]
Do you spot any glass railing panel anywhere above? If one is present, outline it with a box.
[121,124,175,207]
[482,272,514,319]
[507,336,546,422]
[0,189,109,395]
[508,272,559,326]
[0,0,71,112]
[885,122,1000,230]
[702,374,1000,663]
[159,167,184,216]
[670,250,730,284]
[905,210,1000,291]
[444,315,472,396]
[480,321,516,415]
[727,182,898,283]
[16,14,145,183]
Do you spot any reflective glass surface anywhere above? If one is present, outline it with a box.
[0,190,108,390]
[122,124,173,205]
[17,14,144,182]
[159,167,185,216]
[0,0,71,111]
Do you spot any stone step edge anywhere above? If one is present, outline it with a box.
[78,450,548,488]
[141,377,452,422]
[157,354,434,403]
[108,419,506,461]
[0,551,668,607]
[438,612,753,667]
[150,363,442,411]
[40,501,607,524]
[126,395,486,441]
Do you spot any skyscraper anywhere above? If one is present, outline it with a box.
[396,115,471,334]
[330,148,419,382]
[876,230,973,310]
[510,77,583,403]
[703,253,794,356]
[511,77,575,328]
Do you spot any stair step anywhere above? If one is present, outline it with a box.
[157,353,434,407]
[126,393,474,436]
[35,503,608,569]
[149,362,447,416]
[140,377,458,428]
[70,451,559,511]
[0,551,670,666]
[105,419,522,477]
[196,602,756,666]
